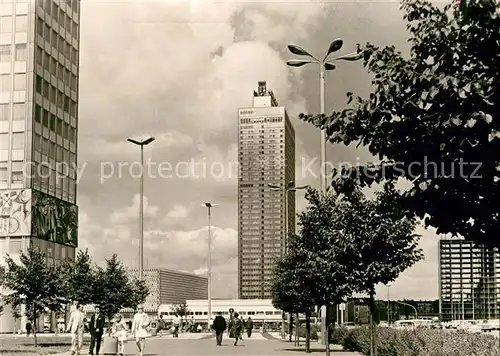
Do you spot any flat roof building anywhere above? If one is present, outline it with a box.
[237,81,295,299]
[0,0,81,333]
[439,238,500,321]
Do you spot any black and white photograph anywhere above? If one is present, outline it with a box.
[0,0,499,355]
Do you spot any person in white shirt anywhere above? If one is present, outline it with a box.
[131,305,150,356]
[172,315,180,337]
[66,304,85,355]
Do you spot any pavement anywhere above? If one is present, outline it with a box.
[52,333,361,356]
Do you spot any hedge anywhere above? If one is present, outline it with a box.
[335,326,499,356]
[297,324,319,340]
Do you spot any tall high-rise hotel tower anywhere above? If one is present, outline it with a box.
[238,81,295,299]
[0,0,80,331]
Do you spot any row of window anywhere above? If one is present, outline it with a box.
[0,73,27,91]
[35,104,77,139]
[38,0,79,39]
[0,43,27,62]
[0,14,27,33]
[0,102,25,121]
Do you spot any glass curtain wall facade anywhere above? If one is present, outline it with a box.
[0,0,80,333]
[439,239,500,321]
[237,81,295,299]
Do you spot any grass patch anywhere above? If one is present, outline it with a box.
[0,336,91,356]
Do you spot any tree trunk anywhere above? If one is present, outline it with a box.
[289,314,293,342]
[369,289,376,356]
[32,315,38,347]
[305,311,311,353]
[295,313,299,346]
[325,304,330,356]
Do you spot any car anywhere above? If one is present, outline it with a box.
[379,321,389,328]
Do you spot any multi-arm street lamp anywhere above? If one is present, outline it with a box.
[127,136,155,281]
[286,40,363,344]
[201,202,218,327]
[268,181,308,340]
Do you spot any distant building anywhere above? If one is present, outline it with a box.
[158,299,284,324]
[439,238,499,321]
[83,268,208,319]
[237,81,295,299]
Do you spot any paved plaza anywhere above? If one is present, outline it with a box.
[54,334,359,356]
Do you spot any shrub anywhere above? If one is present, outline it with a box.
[341,327,499,356]
[297,324,319,340]
[331,326,349,344]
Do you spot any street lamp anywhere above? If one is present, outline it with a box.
[268,181,308,341]
[287,40,363,344]
[127,136,155,281]
[201,202,218,327]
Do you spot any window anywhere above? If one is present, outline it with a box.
[62,122,68,139]
[36,17,43,36]
[12,103,25,121]
[56,118,62,135]
[0,133,7,149]
[0,16,12,33]
[0,75,10,91]
[14,74,26,91]
[49,114,55,131]
[11,161,24,184]
[0,104,9,121]
[36,46,42,66]
[0,45,10,62]
[15,44,27,62]
[35,104,42,123]
[0,162,7,183]
[15,15,27,32]
[36,75,42,93]
[42,109,49,128]
[12,133,24,149]
[69,127,76,142]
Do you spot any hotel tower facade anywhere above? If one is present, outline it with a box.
[238,81,295,299]
[0,0,81,332]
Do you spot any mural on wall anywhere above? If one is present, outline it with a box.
[31,190,78,247]
[0,189,31,237]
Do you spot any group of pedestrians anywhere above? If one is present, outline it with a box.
[66,304,151,356]
[211,311,254,346]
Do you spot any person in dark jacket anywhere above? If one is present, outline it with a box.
[89,306,105,355]
[228,312,243,346]
[245,317,253,337]
[212,312,227,346]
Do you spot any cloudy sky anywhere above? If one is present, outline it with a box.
[76,0,442,301]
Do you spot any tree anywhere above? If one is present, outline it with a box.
[94,254,148,331]
[3,247,67,346]
[300,0,500,247]
[64,249,96,306]
[171,302,190,330]
[334,186,423,356]
[269,246,316,352]
[127,278,149,310]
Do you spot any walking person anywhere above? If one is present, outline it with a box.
[132,305,150,356]
[67,304,85,355]
[89,306,105,355]
[239,316,244,341]
[228,312,243,346]
[212,312,227,346]
[245,317,253,338]
[111,314,128,356]
[25,322,32,337]
[172,314,180,337]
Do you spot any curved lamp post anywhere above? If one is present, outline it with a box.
[201,202,218,327]
[268,181,308,341]
[393,301,418,320]
[127,136,155,281]
[287,40,362,344]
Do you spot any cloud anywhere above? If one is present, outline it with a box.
[109,194,160,225]
[75,0,440,301]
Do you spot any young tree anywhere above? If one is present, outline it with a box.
[64,249,96,305]
[127,278,149,310]
[3,247,67,346]
[94,254,148,331]
[335,186,423,356]
[269,247,316,352]
[171,302,190,329]
[300,0,500,247]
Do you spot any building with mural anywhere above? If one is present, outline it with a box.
[0,0,81,333]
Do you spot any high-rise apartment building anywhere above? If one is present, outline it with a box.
[439,238,500,321]
[0,0,80,332]
[238,81,295,299]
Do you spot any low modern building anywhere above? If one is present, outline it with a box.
[439,238,500,321]
[83,268,208,319]
[158,299,283,323]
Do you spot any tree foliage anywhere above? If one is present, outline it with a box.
[170,302,190,317]
[3,247,66,346]
[64,249,96,306]
[94,254,149,324]
[300,0,500,246]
